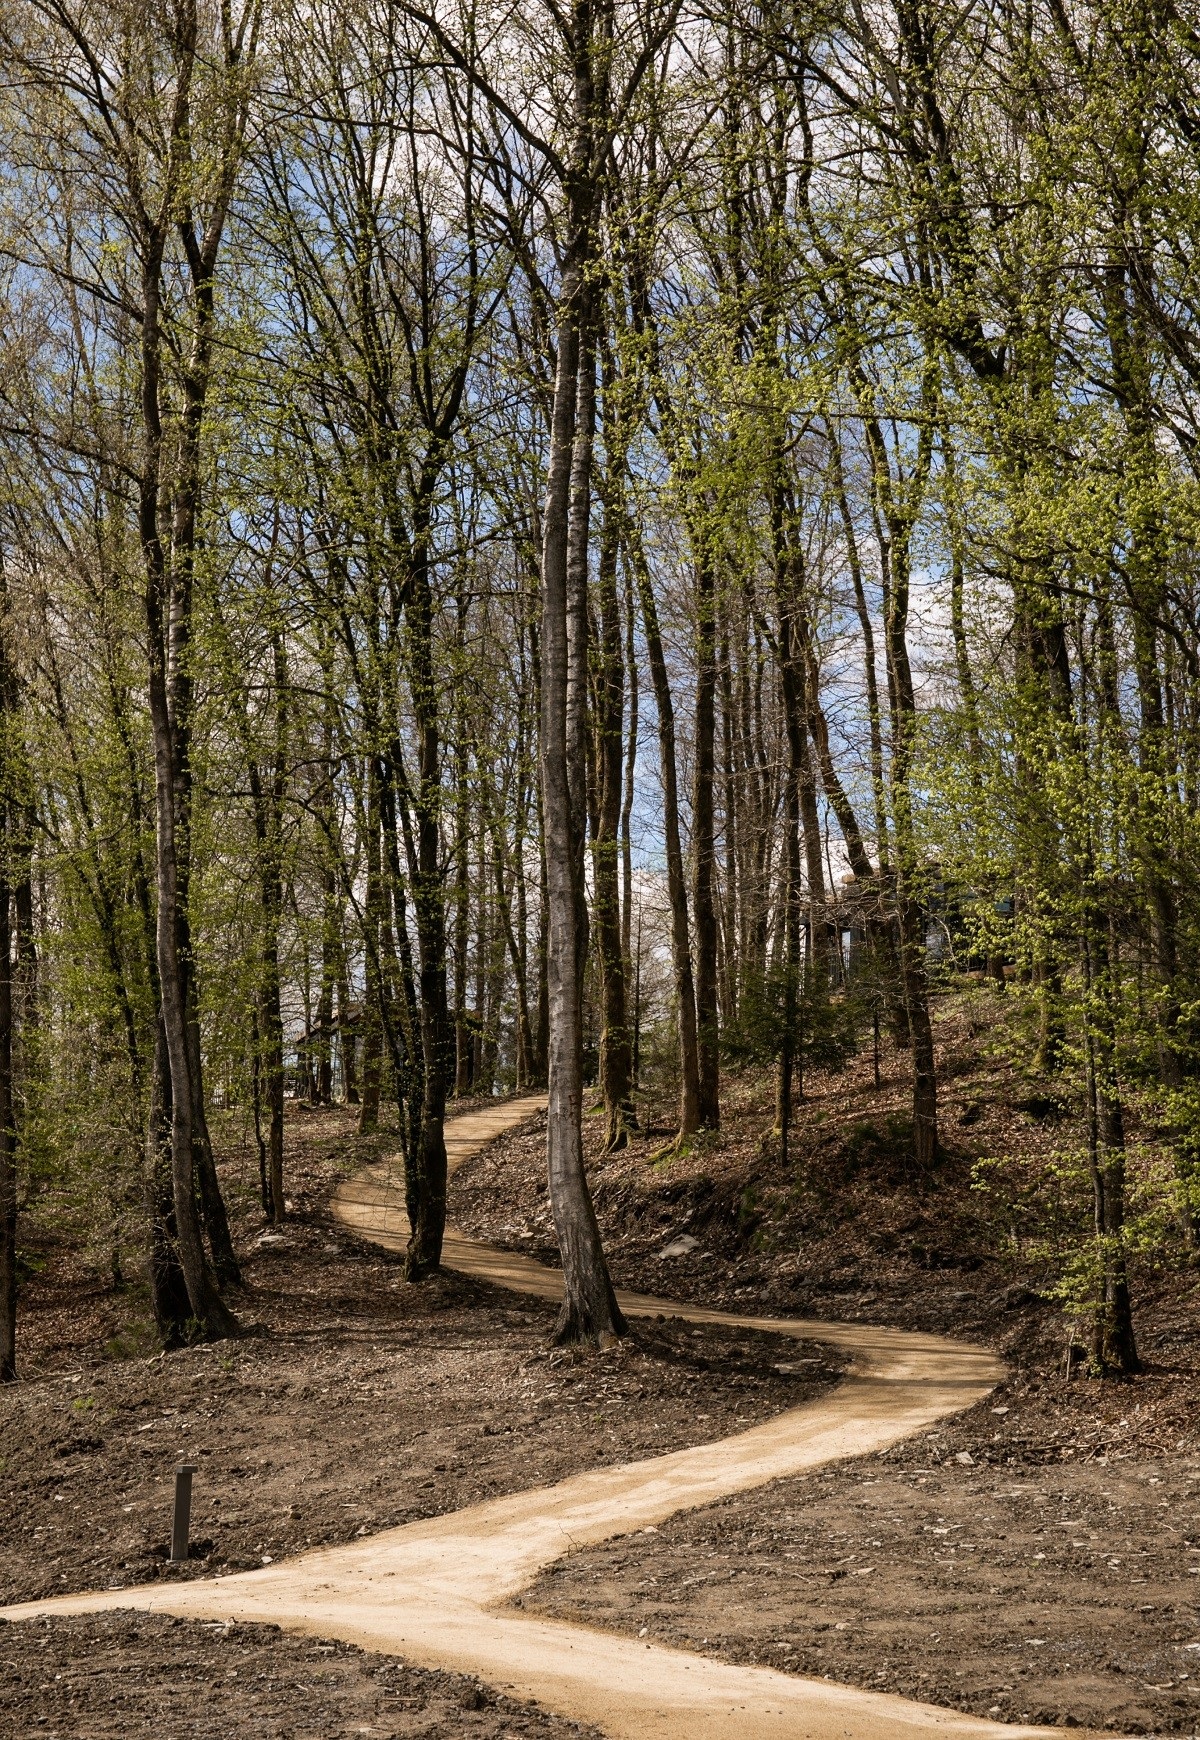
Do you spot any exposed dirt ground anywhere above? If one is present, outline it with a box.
[0,1610,604,1739]
[524,1427,1200,1734]
[0,1102,839,1736]
[452,1008,1200,1735]
[9,999,1200,1737]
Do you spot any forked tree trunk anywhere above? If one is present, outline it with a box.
[140,231,236,1340]
[146,649,237,1339]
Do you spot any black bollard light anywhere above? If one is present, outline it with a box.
[171,1463,197,1562]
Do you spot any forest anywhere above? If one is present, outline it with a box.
[0,1,1199,1733]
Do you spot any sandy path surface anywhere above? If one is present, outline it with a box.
[3,1095,1060,1740]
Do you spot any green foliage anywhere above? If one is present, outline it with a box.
[722,968,858,1074]
[972,1137,1188,1322]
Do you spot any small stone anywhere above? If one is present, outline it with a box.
[658,1234,701,1259]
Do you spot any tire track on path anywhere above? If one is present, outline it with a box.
[4,1094,1063,1740]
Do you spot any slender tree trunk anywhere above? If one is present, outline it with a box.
[692,543,721,1128]
[858,401,938,1167]
[719,627,739,1025]
[530,618,550,1087]
[315,721,337,1109]
[620,550,638,977]
[453,730,473,1096]
[259,931,285,1223]
[830,432,889,869]
[628,526,701,1136]
[0,856,14,1381]
[358,758,383,1133]
[481,853,507,1092]
[337,961,359,1104]
[379,761,424,1169]
[1083,923,1140,1373]
[145,1013,191,1346]
[489,797,536,1088]
[592,482,634,1149]
[771,467,828,991]
[187,1020,241,1283]
[799,622,874,882]
[472,841,488,1087]
[403,488,451,1278]
[513,727,535,1088]
[540,213,623,1342]
[315,879,335,1108]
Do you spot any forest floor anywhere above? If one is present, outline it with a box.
[5,990,1200,1736]
[0,1101,838,1739]
[450,995,1200,1736]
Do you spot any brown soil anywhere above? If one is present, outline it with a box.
[450,1023,1200,1736]
[524,1425,1200,1734]
[1,1103,840,1735]
[0,1610,603,1738]
[451,1043,1200,1465]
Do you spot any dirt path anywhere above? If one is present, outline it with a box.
[2,1095,1059,1740]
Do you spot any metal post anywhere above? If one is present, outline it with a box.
[171,1464,197,1562]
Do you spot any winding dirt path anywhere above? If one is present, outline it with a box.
[3,1095,1055,1740]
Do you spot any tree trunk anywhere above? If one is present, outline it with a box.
[489,798,536,1088]
[402,486,452,1278]
[719,627,739,1026]
[775,708,803,1167]
[0,862,14,1381]
[453,727,473,1096]
[337,965,359,1104]
[771,467,829,992]
[140,236,236,1340]
[145,1014,191,1345]
[379,760,425,1169]
[540,228,623,1343]
[259,928,285,1224]
[628,526,702,1137]
[358,757,383,1133]
[1083,925,1140,1374]
[691,543,721,1128]
[620,548,638,979]
[186,1022,242,1283]
[315,887,335,1108]
[592,483,634,1149]
[858,400,938,1168]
